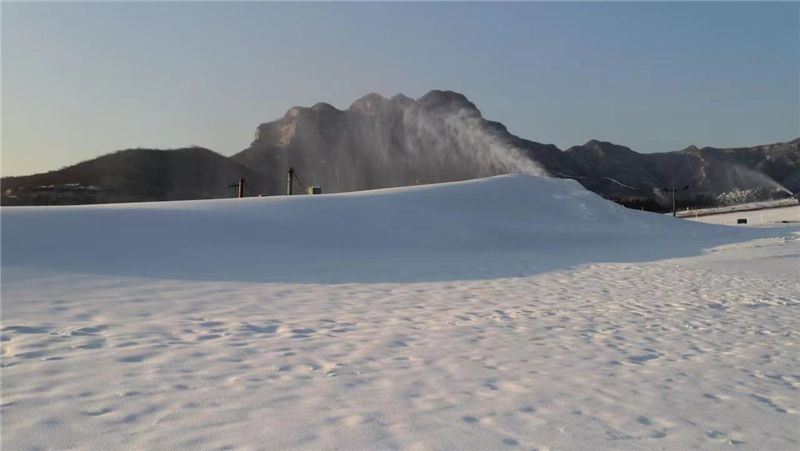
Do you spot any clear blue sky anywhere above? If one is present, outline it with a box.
[3,1,799,176]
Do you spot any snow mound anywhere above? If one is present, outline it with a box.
[1,175,780,282]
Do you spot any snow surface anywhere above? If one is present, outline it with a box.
[675,198,798,219]
[0,175,780,284]
[2,175,798,450]
[686,205,800,228]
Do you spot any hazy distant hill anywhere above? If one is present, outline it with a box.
[3,90,798,209]
[564,139,800,208]
[1,147,263,205]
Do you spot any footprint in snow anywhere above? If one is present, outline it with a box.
[242,324,280,334]
[629,353,660,364]
[118,354,150,363]
[82,407,112,417]
[2,325,51,334]
[289,328,316,338]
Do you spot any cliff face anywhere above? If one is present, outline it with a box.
[3,90,798,208]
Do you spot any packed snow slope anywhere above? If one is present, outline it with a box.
[0,175,780,283]
[2,175,798,450]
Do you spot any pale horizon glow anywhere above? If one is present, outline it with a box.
[2,2,799,177]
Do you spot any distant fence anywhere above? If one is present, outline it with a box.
[673,198,799,218]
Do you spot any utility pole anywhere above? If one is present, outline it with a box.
[286,167,295,195]
[228,177,247,198]
[661,184,690,217]
[672,184,676,217]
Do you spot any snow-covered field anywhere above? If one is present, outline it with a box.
[675,198,798,219]
[2,175,798,450]
[686,205,799,227]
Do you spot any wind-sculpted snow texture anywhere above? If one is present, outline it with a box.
[2,175,798,449]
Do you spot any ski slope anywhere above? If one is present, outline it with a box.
[2,175,798,450]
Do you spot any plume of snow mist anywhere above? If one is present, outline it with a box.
[712,165,793,205]
[716,164,792,195]
[651,161,793,207]
[252,93,550,194]
[397,101,548,183]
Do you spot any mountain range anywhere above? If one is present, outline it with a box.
[3,90,798,209]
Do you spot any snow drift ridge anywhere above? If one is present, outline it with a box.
[1,175,778,283]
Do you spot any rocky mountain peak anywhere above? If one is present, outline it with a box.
[390,93,414,106]
[572,140,636,155]
[310,102,341,114]
[417,90,478,112]
[349,93,389,113]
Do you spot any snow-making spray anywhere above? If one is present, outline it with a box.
[399,104,548,179]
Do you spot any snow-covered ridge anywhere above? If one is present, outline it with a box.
[1,175,781,283]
